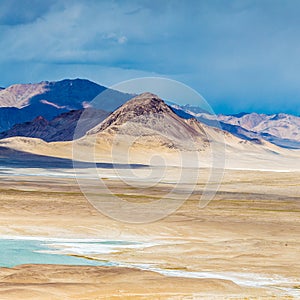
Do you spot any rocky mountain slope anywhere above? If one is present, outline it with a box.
[87,92,210,151]
[0,109,109,142]
[0,82,47,108]
[0,79,105,109]
[0,79,132,132]
[217,113,300,138]
[173,106,300,149]
[216,113,300,149]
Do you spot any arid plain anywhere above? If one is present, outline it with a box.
[0,164,299,299]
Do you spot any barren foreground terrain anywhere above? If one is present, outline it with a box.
[0,168,299,299]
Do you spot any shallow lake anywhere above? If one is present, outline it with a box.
[0,238,133,268]
[0,238,299,297]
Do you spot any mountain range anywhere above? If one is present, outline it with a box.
[171,106,300,149]
[0,79,132,132]
[1,91,298,172]
[0,78,299,152]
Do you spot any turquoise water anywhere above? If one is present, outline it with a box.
[1,239,298,298]
[0,239,120,268]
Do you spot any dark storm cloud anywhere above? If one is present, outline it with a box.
[0,0,56,25]
[1,0,300,114]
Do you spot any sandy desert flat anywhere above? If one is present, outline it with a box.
[0,164,299,299]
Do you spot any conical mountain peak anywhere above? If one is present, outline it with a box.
[88,92,174,134]
[120,92,172,113]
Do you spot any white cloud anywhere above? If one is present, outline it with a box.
[118,36,128,44]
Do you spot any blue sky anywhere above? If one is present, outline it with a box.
[1,0,300,115]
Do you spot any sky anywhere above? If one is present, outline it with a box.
[0,0,300,115]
